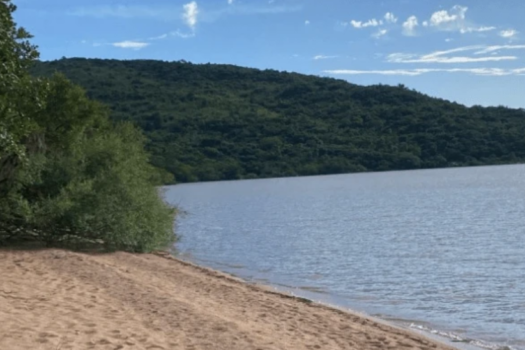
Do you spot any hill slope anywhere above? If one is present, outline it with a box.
[33,58,525,182]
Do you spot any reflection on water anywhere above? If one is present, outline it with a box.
[165,165,525,350]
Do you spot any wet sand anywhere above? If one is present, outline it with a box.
[0,249,459,350]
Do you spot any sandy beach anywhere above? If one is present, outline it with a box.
[0,249,459,350]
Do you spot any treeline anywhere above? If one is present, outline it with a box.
[0,1,176,252]
[32,58,525,183]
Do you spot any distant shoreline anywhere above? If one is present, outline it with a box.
[0,248,460,350]
[163,162,525,186]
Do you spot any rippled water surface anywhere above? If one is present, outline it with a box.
[165,165,525,350]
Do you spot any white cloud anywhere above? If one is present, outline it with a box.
[324,68,525,77]
[326,69,424,76]
[461,26,496,33]
[71,2,299,23]
[500,29,518,38]
[373,29,388,38]
[305,20,310,25]
[391,54,516,64]
[147,29,196,41]
[428,5,467,29]
[384,12,398,24]
[424,5,494,34]
[171,30,196,39]
[473,45,525,55]
[313,55,338,60]
[228,0,234,4]
[345,6,496,37]
[350,18,382,28]
[202,3,301,22]
[183,1,198,29]
[112,41,149,50]
[402,16,418,36]
[348,13,397,29]
[149,33,168,40]
[387,46,519,64]
[69,5,179,20]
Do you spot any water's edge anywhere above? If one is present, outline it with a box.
[176,253,504,350]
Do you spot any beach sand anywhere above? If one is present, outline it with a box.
[0,249,458,350]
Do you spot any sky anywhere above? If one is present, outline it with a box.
[13,0,525,108]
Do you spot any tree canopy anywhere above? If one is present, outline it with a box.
[0,0,176,252]
[32,58,525,183]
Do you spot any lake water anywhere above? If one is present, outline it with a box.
[164,165,525,350]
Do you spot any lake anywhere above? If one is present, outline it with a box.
[164,165,525,350]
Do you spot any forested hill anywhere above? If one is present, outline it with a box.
[32,58,525,183]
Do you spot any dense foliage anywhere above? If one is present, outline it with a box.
[0,0,176,252]
[32,58,525,183]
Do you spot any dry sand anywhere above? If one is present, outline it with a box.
[0,249,459,350]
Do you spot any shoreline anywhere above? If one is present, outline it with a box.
[1,248,461,350]
[175,255,486,350]
[175,255,495,350]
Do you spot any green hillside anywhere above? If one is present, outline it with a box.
[32,58,525,183]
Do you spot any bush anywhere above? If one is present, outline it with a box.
[0,1,177,252]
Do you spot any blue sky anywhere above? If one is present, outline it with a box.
[13,0,525,108]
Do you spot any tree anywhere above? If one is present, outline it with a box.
[0,0,41,193]
[0,1,177,252]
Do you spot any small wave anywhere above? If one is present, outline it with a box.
[406,322,519,350]
[297,286,329,294]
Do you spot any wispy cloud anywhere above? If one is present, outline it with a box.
[474,45,525,55]
[500,29,518,38]
[69,5,180,20]
[372,29,388,39]
[70,2,299,22]
[172,30,196,39]
[313,55,338,60]
[402,16,418,36]
[228,0,234,4]
[149,33,168,40]
[87,40,149,49]
[151,2,198,40]
[327,69,427,76]
[305,20,310,25]
[112,40,150,50]
[387,46,519,64]
[460,26,496,33]
[324,68,525,77]
[147,29,196,41]
[86,0,299,46]
[201,3,302,22]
